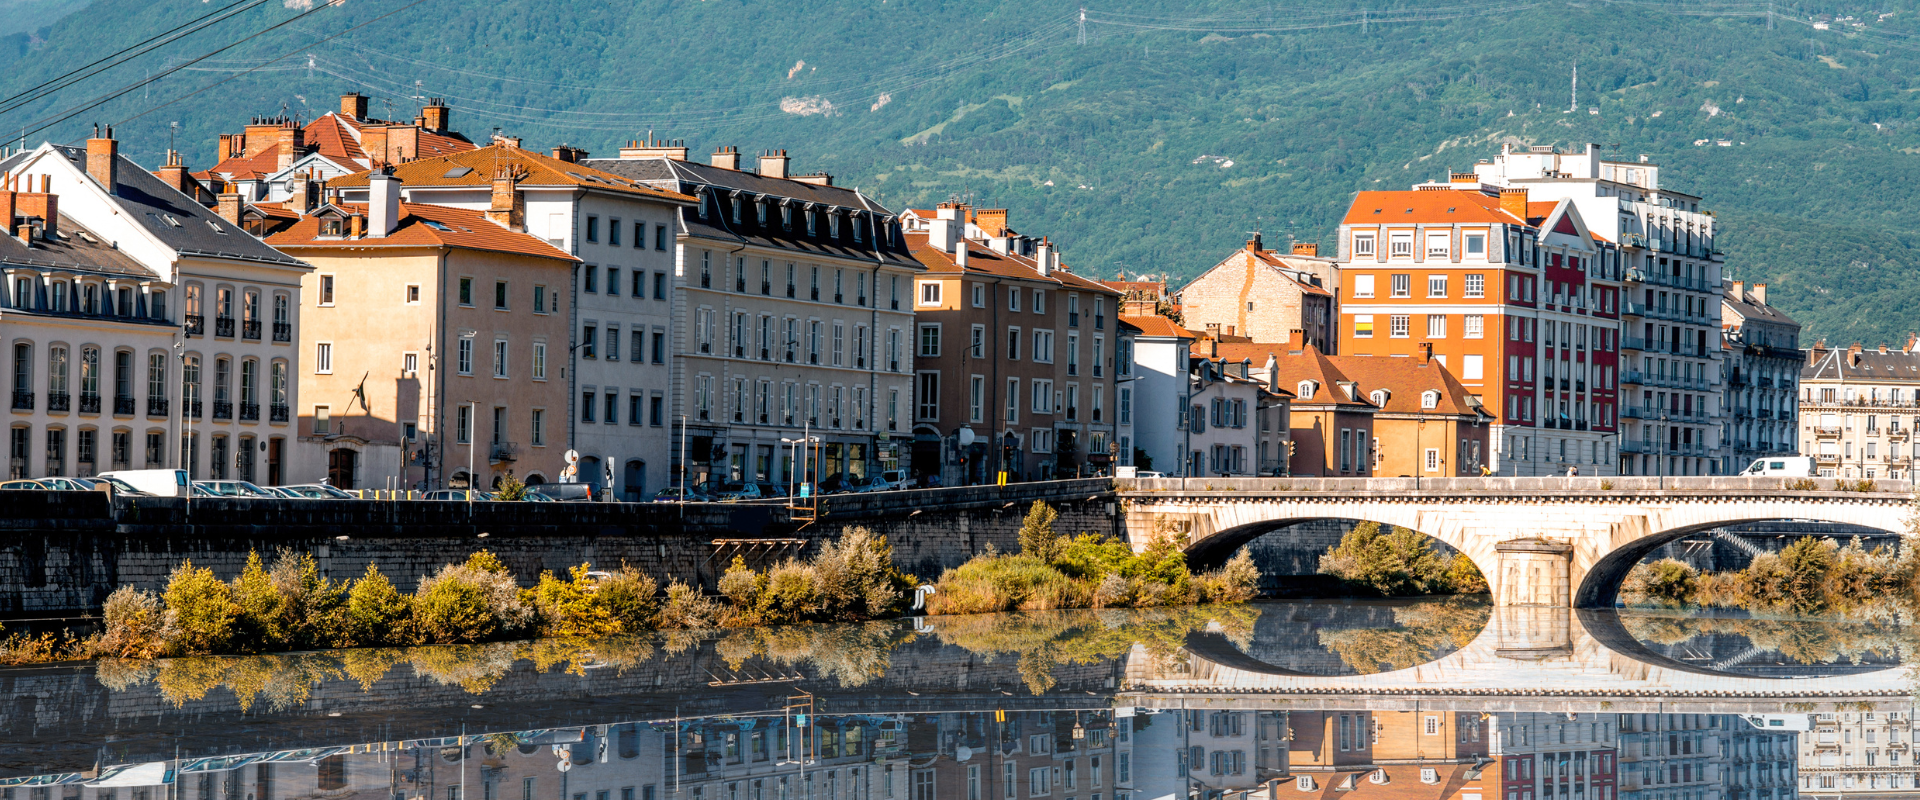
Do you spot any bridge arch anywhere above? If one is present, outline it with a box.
[1573,510,1908,607]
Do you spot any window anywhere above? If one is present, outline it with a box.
[1465,273,1485,297]
[609,218,621,246]
[582,325,598,359]
[1352,274,1375,297]
[919,282,942,306]
[314,342,332,374]
[1427,315,1447,338]
[1425,231,1450,258]
[655,272,668,300]
[972,283,986,307]
[1353,315,1374,338]
[319,275,335,306]
[1390,273,1410,297]
[606,267,619,295]
[656,224,668,250]
[1007,328,1021,360]
[917,372,939,419]
[585,266,598,294]
[1009,287,1021,312]
[313,405,331,435]
[1464,354,1484,380]
[493,340,509,378]
[457,336,474,374]
[1033,330,1054,363]
[1353,234,1375,257]
[1028,769,1050,797]
[1465,233,1486,255]
[1032,289,1044,313]
[919,324,941,357]
[531,342,547,380]
[1464,315,1484,339]
[1006,378,1020,422]
[1427,275,1447,298]
[1390,315,1410,338]
[586,216,600,242]
[405,284,420,304]
[457,277,472,306]
[1389,233,1413,258]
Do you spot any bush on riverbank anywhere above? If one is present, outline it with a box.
[926,502,1259,614]
[1624,536,1917,611]
[1318,522,1487,597]
[716,526,912,626]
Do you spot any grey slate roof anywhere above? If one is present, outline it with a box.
[583,157,918,271]
[0,212,155,277]
[1802,347,1920,383]
[42,145,305,267]
[1723,288,1801,330]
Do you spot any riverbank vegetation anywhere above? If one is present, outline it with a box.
[1317,522,1488,597]
[0,504,1260,665]
[925,502,1259,614]
[1622,536,1918,611]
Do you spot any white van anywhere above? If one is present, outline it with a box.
[95,469,191,497]
[1741,457,1814,477]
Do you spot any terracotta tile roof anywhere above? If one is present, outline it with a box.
[1342,190,1528,226]
[267,202,578,262]
[1049,267,1123,297]
[1264,344,1373,408]
[1118,314,1193,339]
[328,144,692,203]
[305,113,368,163]
[1326,353,1486,417]
[199,145,282,181]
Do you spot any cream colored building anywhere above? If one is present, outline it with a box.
[1798,342,1920,480]
[268,178,576,491]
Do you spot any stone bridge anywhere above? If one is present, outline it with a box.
[1117,476,1916,606]
[1121,605,1914,715]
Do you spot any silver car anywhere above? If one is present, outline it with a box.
[195,481,279,498]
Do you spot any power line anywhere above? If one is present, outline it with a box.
[0,0,277,119]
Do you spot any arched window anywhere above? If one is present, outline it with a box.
[1421,390,1441,410]
[1368,389,1389,407]
[1297,380,1317,400]
[240,359,259,420]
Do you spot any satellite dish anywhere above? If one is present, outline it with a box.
[957,428,975,447]
[564,449,580,464]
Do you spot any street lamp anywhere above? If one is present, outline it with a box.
[782,434,819,498]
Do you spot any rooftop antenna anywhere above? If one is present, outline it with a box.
[169,121,179,153]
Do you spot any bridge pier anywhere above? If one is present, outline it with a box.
[1494,539,1572,606]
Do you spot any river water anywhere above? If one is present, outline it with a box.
[0,599,1905,800]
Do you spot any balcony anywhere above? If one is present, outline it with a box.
[1622,232,1648,248]
[240,403,259,421]
[214,316,235,338]
[147,398,168,417]
[269,403,289,422]
[212,401,233,420]
[1814,426,1842,438]
[1815,453,1841,465]
[79,394,100,414]
[272,321,292,342]
[10,391,31,411]
[242,319,261,340]
[186,401,202,419]
[488,441,519,463]
[47,392,70,412]
[1892,428,1911,441]
[185,314,204,336]
[113,396,135,415]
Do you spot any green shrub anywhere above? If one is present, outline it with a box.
[344,564,411,647]
[1198,550,1260,603]
[1785,477,1819,491]
[96,586,167,659]
[493,473,530,501]
[1444,553,1489,594]
[229,550,345,652]
[530,564,618,638]
[657,579,720,629]
[1639,559,1700,601]
[1318,521,1452,596]
[162,560,239,655]
[593,567,660,632]
[930,554,1075,614]
[414,576,497,643]
[1017,501,1062,562]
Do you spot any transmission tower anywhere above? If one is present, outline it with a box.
[1078,8,1087,45]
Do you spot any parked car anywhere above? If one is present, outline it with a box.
[33,477,100,491]
[97,469,192,497]
[0,479,48,490]
[1133,471,1166,478]
[757,482,788,499]
[532,483,596,502]
[651,485,707,503]
[90,475,155,496]
[275,484,357,500]
[519,490,560,502]
[712,481,768,501]
[196,481,279,498]
[422,489,494,501]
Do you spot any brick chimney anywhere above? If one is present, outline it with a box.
[1292,242,1319,257]
[1246,232,1262,252]
[272,119,303,173]
[1418,342,1434,365]
[289,169,317,214]
[618,137,688,161]
[1499,187,1529,221]
[242,117,286,158]
[973,208,1008,238]
[421,98,450,133]
[711,146,740,170]
[217,134,240,163]
[487,168,523,231]
[0,174,17,237]
[550,144,587,163]
[758,150,789,179]
[86,125,118,194]
[1752,283,1768,305]
[1849,342,1863,367]
[153,150,192,195]
[341,92,369,120]
[16,175,58,237]
[1880,344,1891,355]
[216,192,242,227]
[348,214,364,239]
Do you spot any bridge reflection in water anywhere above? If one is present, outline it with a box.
[0,602,1910,800]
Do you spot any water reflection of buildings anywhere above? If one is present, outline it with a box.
[1797,710,1920,798]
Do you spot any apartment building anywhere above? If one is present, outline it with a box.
[266,175,577,490]
[1462,143,1725,477]
[331,141,692,498]
[586,144,918,489]
[1490,713,1617,800]
[4,134,310,483]
[1123,314,1197,476]
[1179,235,1338,352]
[1799,709,1905,796]
[1335,184,1621,476]
[904,205,1130,483]
[1269,709,1491,799]
[1617,714,1792,800]
[1721,281,1802,473]
[1798,342,1920,480]
[1177,348,1290,479]
[198,93,475,210]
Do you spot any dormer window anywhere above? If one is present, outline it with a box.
[852,214,864,243]
[731,196,742,224]
[755,198,767,226]
[1369,389,1389,407]
[806,209,817,236]
[1297,380,1317,400]
[781,205,792,230]
[829,213,841,239]
[1421,390,1441,409]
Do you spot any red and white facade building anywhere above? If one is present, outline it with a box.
[1335,183,1622,476]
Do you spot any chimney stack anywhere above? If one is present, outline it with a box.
[341,92,369,120]
[954,242,969,269]
[1752,282,1768,305]
[1731,281,1744,301]
[930,203,962,254]
[619,137,689,161]
[1036,238,1053,276]
[421,98,450,133]
[0,175,16,237]
[793,172,834,186]
[758,150,789,179]
[1246,232,1262,252]
[368,167,401,238]
[487,168,524,231]
[15,175,58,237]
[1419,342,1434,365]
[86,125,118,194]
[215,192,242,227]
[550,144,587,163]
[711,146,740,170]
[1499,187,1529,221]
[153,150,192,196]
[1291,242,1319,257]
[1849,342,1863,367]
[973,208,1008,238]
[272,119,302,173]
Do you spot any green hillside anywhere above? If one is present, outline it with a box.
[6,0,1920,343]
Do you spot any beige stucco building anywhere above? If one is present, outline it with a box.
[269,179,577,491]
[1178,235,1338,352]
[1798,341,1920,480]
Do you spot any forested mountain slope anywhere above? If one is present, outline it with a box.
[6,0,1920,342]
